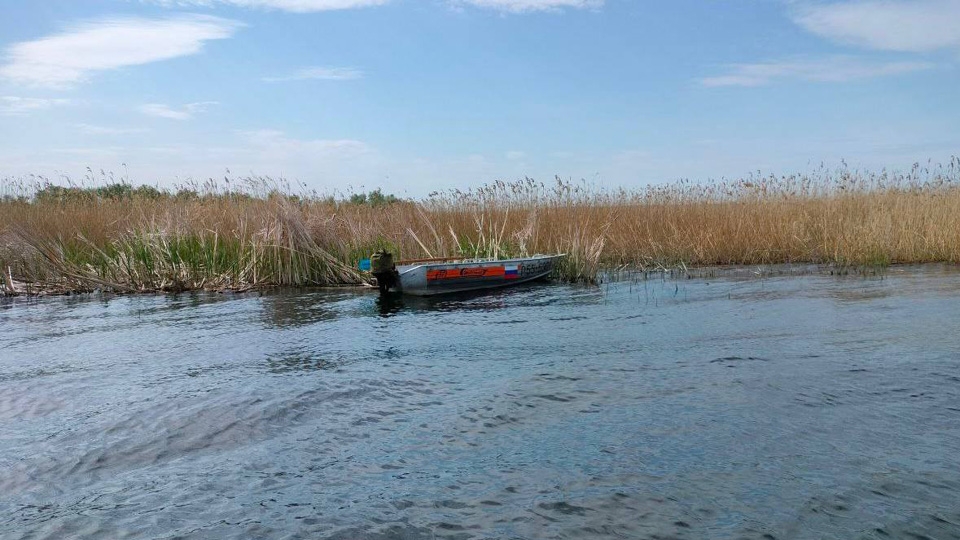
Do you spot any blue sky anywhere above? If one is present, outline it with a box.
[1,0,958,196]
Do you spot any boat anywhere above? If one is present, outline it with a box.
[364,251,564,296]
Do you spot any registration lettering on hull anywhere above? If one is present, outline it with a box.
[426,264,523,282]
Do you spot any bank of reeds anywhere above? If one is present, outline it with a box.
[1,158,959,295]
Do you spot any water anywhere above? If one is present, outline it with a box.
[2,266,960,539]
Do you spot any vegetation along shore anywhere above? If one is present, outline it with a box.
[2,158,958,296]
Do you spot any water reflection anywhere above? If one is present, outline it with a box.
[374,283,584,317]
[374,290,515,317]
[828,285,894,303]
[375,293,406,317]
[259,290,351,328]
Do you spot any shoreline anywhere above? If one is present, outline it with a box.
[4,168,959,295]
[4,261,957,300]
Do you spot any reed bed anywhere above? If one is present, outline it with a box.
[1,158,959,295]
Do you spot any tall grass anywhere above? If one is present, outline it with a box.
[2,158,959,294]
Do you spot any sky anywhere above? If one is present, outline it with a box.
[1,0,958,197]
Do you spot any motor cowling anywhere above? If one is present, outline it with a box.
[370,250,399,293]
[370,250,393,274]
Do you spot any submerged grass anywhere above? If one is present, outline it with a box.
[2,158,959,294]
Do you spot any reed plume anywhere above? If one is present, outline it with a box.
[2,158,958,294]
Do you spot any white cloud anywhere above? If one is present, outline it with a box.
[240,129,371,158]
[76,124,149,135]
[456,0,602,12]
[139,101,219,120]
[0,96,70,115]
[262,66,363,82]
[506,150,526,160]
[793,0,960,52]
[151,0,388,12]
[0,15,242,87]
[49,146,127,160]
[699,56,934,87]
[152,0,598,13]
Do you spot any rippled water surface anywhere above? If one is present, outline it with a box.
[2,267,960,539]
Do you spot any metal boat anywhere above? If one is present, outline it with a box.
[366,252,564,296]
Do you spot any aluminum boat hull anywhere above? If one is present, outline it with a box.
[390,255,562,296]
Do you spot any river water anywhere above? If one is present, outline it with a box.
[2,266,959,539]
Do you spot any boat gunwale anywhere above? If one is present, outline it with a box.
[396,254,564,272]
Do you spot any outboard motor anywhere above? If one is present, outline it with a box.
[370,250,399,294]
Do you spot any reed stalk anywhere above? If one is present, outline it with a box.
[1,158,958,294]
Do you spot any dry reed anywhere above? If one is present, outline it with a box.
[1,158,958,294]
